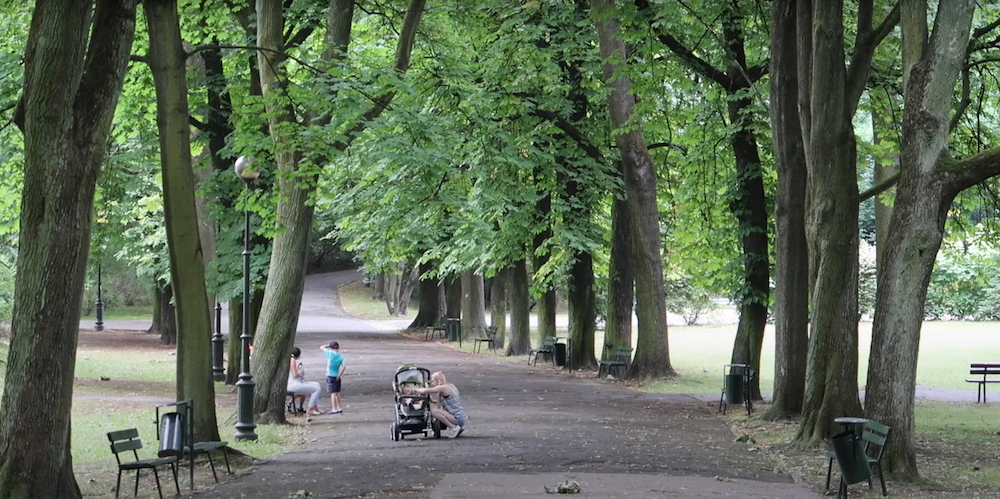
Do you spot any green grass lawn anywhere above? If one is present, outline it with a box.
[80,305,153,321]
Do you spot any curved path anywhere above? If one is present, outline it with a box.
[198,270,821,498]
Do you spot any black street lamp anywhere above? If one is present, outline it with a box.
[212,300,224,381]
[95,264,104,331]
[234,155,259,441]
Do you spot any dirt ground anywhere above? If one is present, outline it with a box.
[73,271,998,499]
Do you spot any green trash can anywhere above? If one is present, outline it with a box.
[554,342,567,367]
[724,373,745,404]
[831,430,872,485]
[446,318,461,341]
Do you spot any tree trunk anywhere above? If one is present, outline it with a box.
[251,0,312,423]
[490,267,510,349]
[397,263,419,314]
[0,2,136,497]
[372,274,385,300]
[158,282,177,345]
[532,196,557,344]
[592,0,672,378]
[407,261,441,328]
[145,0,220,442]
[867,1,984,479]
[444,274,462,319]
[605,173,633,351]
[794,0,863,445]
[506,259,532,356]
[385,270,400,315]
[460,271,487,340]
[568,251,597,369]
[764,0,808,421]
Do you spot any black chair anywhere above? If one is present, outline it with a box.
[474,326,498,354]
[528,336,556,365]
[425,318,447,341]
[107,428,180,499]
[826,420,892,497]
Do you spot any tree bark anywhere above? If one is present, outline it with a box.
[592,0,673,378]
[157,282,177,345]
[408,261,441,328]
[0,2,136,497]
[506,258,532,356]
[532,195,557,344]
[460,271,487,340]
[867,1,984,479]
[144,0,220,442]
[795,0,864,445]
[568,251,597,369]
[604,169,633,351]
[490,267,510,349]
[444,274,462,319]
[764,0,808,421]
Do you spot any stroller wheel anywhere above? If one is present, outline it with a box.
[432,419,442,439]
[390,422,401,442]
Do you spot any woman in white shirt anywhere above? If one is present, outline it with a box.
[287,347,323,416]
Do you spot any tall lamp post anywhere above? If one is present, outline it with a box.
[94,264,104,331]
[212,224,225,381]
[234,155,259,441]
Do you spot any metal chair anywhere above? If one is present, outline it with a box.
[473,326,498,354]
[107,428,180,499]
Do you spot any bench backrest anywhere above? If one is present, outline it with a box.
[861,420,891,461]
[485,326,497,339]
[108,428,143,465]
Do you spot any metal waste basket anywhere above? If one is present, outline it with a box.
[446,318,461,341]
[158,411,184,458]
[831,430,872,485]
[724,373,745,404]
[554,342,567,367]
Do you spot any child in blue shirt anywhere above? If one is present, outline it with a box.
[320,341,346,414]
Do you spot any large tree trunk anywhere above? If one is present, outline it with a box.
[867,1,987,479]
[408,261,441,328]
[0,2,136,497]
[506,258,532,356]
[532,196,557,344]
[592,0,673,378]
[568,251,597,369]
[460,271,487,340]
[490,267,510,349]
[444,275,462,319]
[764,0,809,421]
[251,0,312,423]
[795,0,864,445]
[604,171,633,351]
[145,0,220,443]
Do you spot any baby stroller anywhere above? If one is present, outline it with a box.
[390,365,442,441]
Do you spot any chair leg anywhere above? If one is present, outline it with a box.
[838,477,847,499]
[207,451,219,482]
[877,464,887,496]
[221,447,232,475]
[171,462,180,495]
[151,467,164,499]
[134,469,141,498]
[115,470,123,499]
[825,457,833,489]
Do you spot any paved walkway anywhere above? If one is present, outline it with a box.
[91,270,977,498]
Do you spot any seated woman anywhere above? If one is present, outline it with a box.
[287,347,323,416]
[405,371,467,438]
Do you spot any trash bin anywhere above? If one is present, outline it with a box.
[554,342,567,367]
[446,318,461,341]
[724,373,745,404]
[158,411,184,458]
[831,430,872,485]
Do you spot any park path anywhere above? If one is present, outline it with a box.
[190,270,822,499]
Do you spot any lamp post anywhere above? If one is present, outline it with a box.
[95,264,104,331]
[234,155,259,441]
[212,300,224,381]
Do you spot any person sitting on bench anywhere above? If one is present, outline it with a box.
[287,347,323,416]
